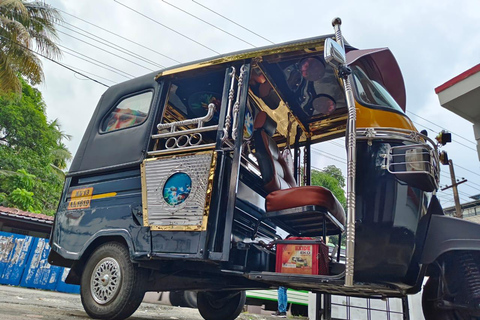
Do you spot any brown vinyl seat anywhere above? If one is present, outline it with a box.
[253,111,345,236]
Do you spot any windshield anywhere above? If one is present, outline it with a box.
[351,65,404,113]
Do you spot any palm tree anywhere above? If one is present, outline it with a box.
[48,119,72,170]
[0,0,62,94]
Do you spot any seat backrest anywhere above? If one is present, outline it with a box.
[253,111,297,193]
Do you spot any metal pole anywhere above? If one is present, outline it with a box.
[322,294,332,320]
[401,297,410,320]
[448,159,463,218]
[332,17,357,287]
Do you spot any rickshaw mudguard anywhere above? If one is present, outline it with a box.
[420,214,480,264]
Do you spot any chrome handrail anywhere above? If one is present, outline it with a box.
[157,103,216,131]
[153,103,216,152]
[357,127,439,152]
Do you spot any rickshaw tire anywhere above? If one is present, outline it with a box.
[422,277,480,320]
[80,242,147,320]
[197,290,246,320]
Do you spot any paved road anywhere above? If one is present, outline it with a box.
[0,285,292,320]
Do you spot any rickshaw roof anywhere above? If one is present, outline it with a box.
[154,34,343,79]
[153,33,407,143]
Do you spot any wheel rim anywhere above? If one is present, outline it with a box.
[90,257,121,305]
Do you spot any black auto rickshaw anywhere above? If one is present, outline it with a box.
[49,18,480,320]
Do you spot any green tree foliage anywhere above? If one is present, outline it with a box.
[311,167,346,209]
[310,165,346,247]
[0,0,62,94]
[0,77,71,215]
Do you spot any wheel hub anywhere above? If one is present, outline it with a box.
[90,257,121,305]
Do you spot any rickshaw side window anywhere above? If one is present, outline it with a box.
[351,65,404,113]
[102,91,153,132]
[158,71,224,145]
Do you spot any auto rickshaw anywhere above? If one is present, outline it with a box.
[48,18,480,320]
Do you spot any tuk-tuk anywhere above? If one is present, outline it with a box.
[48,18,480,320]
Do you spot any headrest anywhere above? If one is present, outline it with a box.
[254,111,277,136]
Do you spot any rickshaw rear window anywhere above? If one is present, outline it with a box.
[352,65,404,113]
[157,70,224,148]
[102,91,153,132]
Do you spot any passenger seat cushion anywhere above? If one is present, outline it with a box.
[266,186,346,226]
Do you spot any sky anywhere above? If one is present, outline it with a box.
[38,0,480,208]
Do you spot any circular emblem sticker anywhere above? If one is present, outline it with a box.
[163,172,192,206]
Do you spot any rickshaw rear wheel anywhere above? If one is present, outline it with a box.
[197,290,246,320]
[80,242,147,320]
[422,277,480,320]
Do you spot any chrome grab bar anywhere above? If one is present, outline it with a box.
[222,67,236,143]
[152,103,217,152]
[157,103,215,131]
[232,65,247,141]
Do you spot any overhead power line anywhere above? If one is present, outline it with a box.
[59,9,181,64]
[58,22,164,69]
[191,0,275,44]
[0,35,109,88]
[455,163,480,178]
[311,148,346,164]
[408,111,477,146]
[62,63,116,84]
[59,44,135,79]
[161,0,256,47]
[113,0,221,55]
[410,119,477,152]
[57,30,156,71]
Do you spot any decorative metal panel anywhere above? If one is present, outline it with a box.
[142,152,216,231]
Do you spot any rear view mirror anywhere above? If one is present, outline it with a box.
[324,38,347,69]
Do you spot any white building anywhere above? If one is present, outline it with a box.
[436,64,480,160]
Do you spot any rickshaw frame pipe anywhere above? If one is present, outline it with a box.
[333,17,356,288]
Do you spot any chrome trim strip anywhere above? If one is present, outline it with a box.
[147,143,216,156]
[152,125,218,139]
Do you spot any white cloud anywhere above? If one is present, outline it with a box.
[39,0,480,206]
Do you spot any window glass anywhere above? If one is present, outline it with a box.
[103,91,153,132]
[351,65,404,113]
[159,71,223,141]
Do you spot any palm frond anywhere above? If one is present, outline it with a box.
[0,0,62,94]
[0,52,22,93]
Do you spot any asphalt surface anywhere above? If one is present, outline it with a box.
[0,285,297,320]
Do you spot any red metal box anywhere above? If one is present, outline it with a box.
[275,237,329,275]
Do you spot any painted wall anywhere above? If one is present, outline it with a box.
[0,231,79,294]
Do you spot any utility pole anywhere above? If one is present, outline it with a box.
[441,159,467,218]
